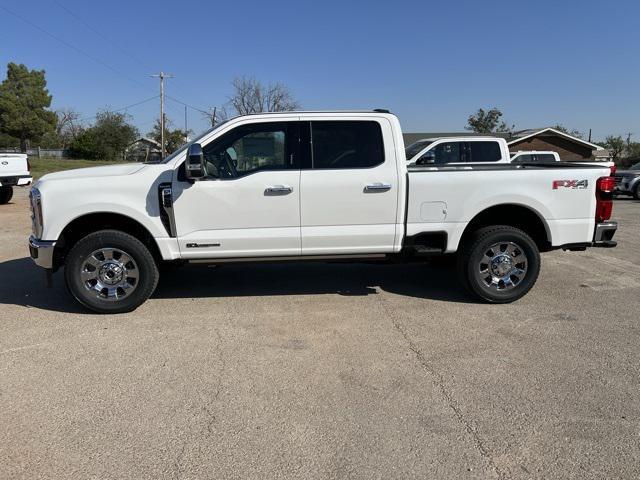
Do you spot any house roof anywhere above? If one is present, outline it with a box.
[128,137,161,148]
[507,127,603,150]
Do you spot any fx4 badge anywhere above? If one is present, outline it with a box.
[552,179,588,190]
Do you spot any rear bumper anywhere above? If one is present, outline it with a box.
[593,221,617,247]
[29,235,56,269]
[560,221,618,251]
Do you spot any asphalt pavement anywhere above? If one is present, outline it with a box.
[1,188,639,479]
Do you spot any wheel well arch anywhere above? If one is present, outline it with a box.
[54,212,162,269]
[461,204,551,251]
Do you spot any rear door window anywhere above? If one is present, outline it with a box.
[466,141,502,162]
[310,121,384,169]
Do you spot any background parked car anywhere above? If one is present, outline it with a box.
[614,162,640,199]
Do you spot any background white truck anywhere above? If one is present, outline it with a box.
[510,151,560,163]
[405,136,511,166]
[0,153,32,204]
[28,111,618,313]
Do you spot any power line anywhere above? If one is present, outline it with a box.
[51,0,154,72]
[165,95,211,116]
[50,2,215,121]
[3,4,216,130]
[0,5,149,91]
[77,95,159,122]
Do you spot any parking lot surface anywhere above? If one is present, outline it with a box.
[1,188,639,479]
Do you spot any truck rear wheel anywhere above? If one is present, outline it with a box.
[64,230,159,313]
[458,225,540,303]
[0,186,13,204]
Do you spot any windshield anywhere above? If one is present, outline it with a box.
[405,140,434,160]
[630,162,640,170]
[158,119,232,164]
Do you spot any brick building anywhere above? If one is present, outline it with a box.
[507,127,609,161]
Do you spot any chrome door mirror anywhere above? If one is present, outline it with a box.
[185,143,207,180]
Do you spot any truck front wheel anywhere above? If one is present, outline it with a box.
[0,186,13,204]
[64,230,159,313]
[458,225,540,303]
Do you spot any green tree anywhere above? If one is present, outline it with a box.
[149,118,189,154]
[465,108,513,134]
[70,110,137,160]
[602,135,625,163]
[0,62,57,151]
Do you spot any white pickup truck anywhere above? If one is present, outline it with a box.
[28,111,618,313]
[405,136,512,166]
[0,153,32,204]
[511,151,560,163]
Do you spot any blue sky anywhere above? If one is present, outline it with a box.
[1,0,637,141]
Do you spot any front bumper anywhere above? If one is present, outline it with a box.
[29,235,56,269]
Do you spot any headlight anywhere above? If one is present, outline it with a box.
[29,187,43,238]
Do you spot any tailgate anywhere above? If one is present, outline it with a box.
[0,154,29,177]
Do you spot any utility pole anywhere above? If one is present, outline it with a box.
[150,72,173,158]
[210,107,217,127]
[184,106,188,142]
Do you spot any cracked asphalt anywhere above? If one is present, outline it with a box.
[1,188,639,479]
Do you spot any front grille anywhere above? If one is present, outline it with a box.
[614,176,623,186]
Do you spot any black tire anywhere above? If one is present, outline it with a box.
[64,230,159,313]
[633,183,640,200]
[457,225,540,303]
[0,186,13,204]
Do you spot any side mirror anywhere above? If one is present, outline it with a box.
[416,150,436,165]
[185,143,207,180]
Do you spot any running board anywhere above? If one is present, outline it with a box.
[188,253,387,265]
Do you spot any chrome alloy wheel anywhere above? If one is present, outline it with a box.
[478,241,528,291]
[80,248,139,301]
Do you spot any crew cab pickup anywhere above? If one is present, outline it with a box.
[405,136,511,166]
[28,111,618,313]
[0,153,32,204]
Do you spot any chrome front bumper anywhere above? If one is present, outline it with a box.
[29,235,56,269]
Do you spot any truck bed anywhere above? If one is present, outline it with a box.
[406,162,612,252]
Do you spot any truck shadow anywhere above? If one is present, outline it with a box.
[0,257,473,314]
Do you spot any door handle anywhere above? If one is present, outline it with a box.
[364,183,392,193]
[265,185,293,195]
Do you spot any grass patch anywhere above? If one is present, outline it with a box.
[30,157,130,180]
